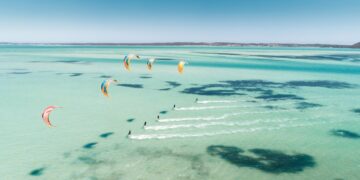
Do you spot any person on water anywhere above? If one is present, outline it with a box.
[173,104,176,110]
[157,115,160,120]
[144,121,147,127]
[127,130,132,136]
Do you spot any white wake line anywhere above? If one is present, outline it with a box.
[158,109,308,122]
[146,117,299,131]
[175,102,298,111]
[196,100,240,104]
[129,119,348,140]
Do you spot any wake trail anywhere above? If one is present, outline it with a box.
[129,118,347,140]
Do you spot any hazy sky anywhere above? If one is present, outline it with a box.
[0,0,359,44]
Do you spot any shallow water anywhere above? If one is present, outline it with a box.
[1,45,360,179]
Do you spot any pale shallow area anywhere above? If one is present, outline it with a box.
[0,45,360,179]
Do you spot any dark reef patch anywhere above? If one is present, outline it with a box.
[352,108,360,114]
[331,129,360,139]
[166,81,182,88]
[99,132,114,138]
[127,118,135,122]
[159,110,168,114]
[207,145,315,174]
[256,92,304,101]
[29,167,45,176]
[181,80,356,97]
[83,142,98,149]
[117,84,143,89]
[285,80,355,89]
[296,102,323,110]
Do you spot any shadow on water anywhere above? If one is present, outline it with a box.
[139,75,152,79]
[158,88,171,91]
[83,142,98,149]
[99,132,114,138]
[331,129,360,139]
[117,84,143,89]
[29,167,45,176]
[352,108,360,114]
[99,75,112,78]
[69,73,83,77]
[8,71,31,74]
[207,145,316,174]
[127,118,135,122]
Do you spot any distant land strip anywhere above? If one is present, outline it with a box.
[1,42,359,48]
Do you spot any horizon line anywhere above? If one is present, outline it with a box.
[0,41,358,46]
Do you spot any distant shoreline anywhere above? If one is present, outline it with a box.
[0,42,359,48]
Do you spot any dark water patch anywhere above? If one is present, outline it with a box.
[55,60,82,63]
[246,100,257,103]
[198,52,360,63]
[257,54,360,63]
[331,129,360,139]
[83,142,98,149]
[117,84,143,89]
[285,80,355,89]
[352,108,360,114]
[29,167,45,176]
[207,145,315,174]
[127,118,135,122]
[139,76,152,79]
[99,132,114,138]
[195,52,243,56]
[263,105,286,110]
[181,80,355,97]
[8,71,31,74]
[69,73,83,77]
[158,88,171,91]
[166,81,182,88]
[256,90,304,101]
[11,68,28,71]
[296,102,322,110]
[99,75,112,78]
[181,80,279,96]
[159,110,168,114]
[78,156,102,165]
[135,147,209,177]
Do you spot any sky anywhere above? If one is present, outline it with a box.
[0,0,359,44]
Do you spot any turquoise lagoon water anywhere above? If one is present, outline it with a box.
[0,45,360,179]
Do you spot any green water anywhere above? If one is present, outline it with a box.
[1,45,360,179]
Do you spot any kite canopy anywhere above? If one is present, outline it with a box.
[41,106,62,127]
[123,54,140,71]
[101,79,117,97]
[147,58,156,71]
[178,59,187,74]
